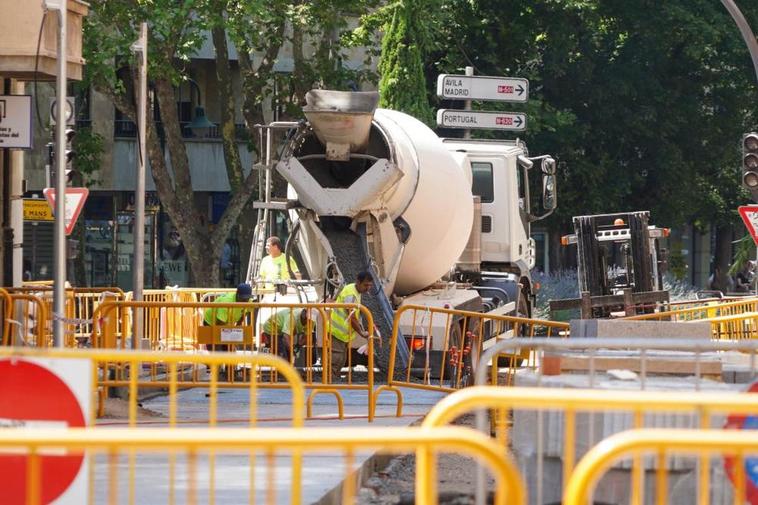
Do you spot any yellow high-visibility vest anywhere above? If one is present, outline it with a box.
[330,283,361,343]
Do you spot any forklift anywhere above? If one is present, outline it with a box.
[549,211,670,319]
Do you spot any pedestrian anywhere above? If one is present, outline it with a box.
[259,236,301,289]
[735,260,755,293]
[261,308,311,362]
[328,271,375,383]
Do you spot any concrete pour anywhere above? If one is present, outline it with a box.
[92,386,446,504]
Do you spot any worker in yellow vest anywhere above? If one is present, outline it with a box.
[329,271,374,383]
[259,236,300,290]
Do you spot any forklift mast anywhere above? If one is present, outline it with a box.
[552,210,670,319]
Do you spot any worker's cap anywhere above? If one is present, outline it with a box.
[236,283,253,300]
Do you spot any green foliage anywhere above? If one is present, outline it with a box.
[378,0,435,125]
[429,0,758,234]
[729,234,756,276]
[73,129,105,187]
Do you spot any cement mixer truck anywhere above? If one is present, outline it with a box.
[247,90,557,376]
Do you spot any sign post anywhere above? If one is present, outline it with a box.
[43,187,89,236]
[0,357,91,504]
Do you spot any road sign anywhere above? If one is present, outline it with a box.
[436,74,529,103]
[0,357,91,505]
[0,95,32,149]
[436,109,527,131]
[23,198,54,221]
[49,96,76,126]
[43,187,89,235]
[739,205,758,245]
[724,380,758,504]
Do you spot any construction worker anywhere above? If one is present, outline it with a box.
[203,283,253,327]
[328,271,374,383]
[259,236,301,289]
[261,308,311,361]
[203,283,253,379]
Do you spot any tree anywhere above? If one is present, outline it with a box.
[377,0,435,124]
[84,0,378,287]
[429,0,758,275]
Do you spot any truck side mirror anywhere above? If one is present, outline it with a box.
[543,174,557,210]
[542,157,556,175]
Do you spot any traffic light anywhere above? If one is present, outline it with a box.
[64,128,76,171]
[47,128,77,186]
[743,132,758,199]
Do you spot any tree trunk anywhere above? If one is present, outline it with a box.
[212,25,244,193]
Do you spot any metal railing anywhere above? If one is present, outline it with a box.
[3,287,125,347]
[469,337,758,505]
[0,347,305,427]
[624,297,758,322]
[90,301,378,420]
[373,304,568,417]
[564,429,758,505]
[423,383,758,505]
[1,426,524,505]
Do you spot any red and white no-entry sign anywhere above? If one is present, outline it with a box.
[0,357,91,504]
[739,205,758,246]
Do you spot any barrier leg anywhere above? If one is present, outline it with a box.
[306,388,345,420]
[372,385,404,418]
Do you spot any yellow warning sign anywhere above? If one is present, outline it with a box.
[23,199,54,221]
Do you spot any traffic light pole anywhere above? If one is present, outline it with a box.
[720,0,758,83]
[52,1,68,348]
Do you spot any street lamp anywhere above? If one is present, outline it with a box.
[185,78,215,137]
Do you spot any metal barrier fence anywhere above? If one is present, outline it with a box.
[0,426,524,505]
[5,293,48,347]
[0,348,309,505]
[373,304,568,416]
[476,337,758,389]
[564,429,758,505]
[3,287,125,347]
[0,347,305,427]
[468,337,758,505]
[90,301,377,420]
[423,385,758,505]
[624,297,758,322]
[0,287,11,344]
[708,312,758,340]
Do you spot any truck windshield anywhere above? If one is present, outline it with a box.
[471,162,494,202]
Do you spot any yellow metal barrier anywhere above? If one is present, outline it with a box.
[91,301,377,420]
[625,297,758,322]
[564,429,758,505]
[373,304,568,416]
[5,293,48,347]
[708,312,758,340]
[0,287,11,345]
[0,347,308,505]
[422,386,758,504]
[3,288,125,347]
[0,425,524,505]
[0,347,305,428]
